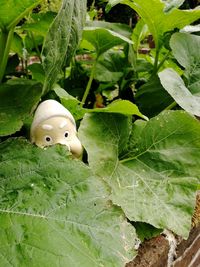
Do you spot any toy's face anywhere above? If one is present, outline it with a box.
[32,116,82,157]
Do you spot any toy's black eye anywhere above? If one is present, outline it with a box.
[64,131,69,138]
[45,136,52,142]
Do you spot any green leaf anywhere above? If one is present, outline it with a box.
[86,21,132,39]
[132,19,149,53]
[0,138,136,267]
[82,26,133,57]
[162,0,185,12]
[0,80,42,136]
[159,68,200,116]
[170,32,200,70]
[42,0,87,93]
[28,63,45,83]
[55,87,146,120]
[79,111,200,238]
[107,0,200,49]
[10,33,23,57]
[132,222,162,242]
[181,24,200,33]
[22,12,57,37]
[135,76,173,118]
[92,100,148,120]
[0,0,42,30]
[54,86,86,120]
[170,32,200,95]
[95,50,126,83]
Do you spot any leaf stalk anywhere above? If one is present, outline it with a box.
[0,28,14,83]
[81,59,97,106]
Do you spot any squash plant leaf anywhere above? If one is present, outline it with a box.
[0,80,42,137]
[0,138,136,267]
[0,0,42,30]
[82,26,133,57]
[135,75,173,118]
[54,86,86,121]
[22,12,57,37]
[107,0,200,49]
[55,86,146,121]
[42,0,87,93]
[159,68,200,116]
[170,32,200,95]
[79,111,200,238]
[92,100,147,120]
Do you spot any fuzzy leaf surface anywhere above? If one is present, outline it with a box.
[79,111,200,238]
[0,138,136,267]
[0,80,42,136]
[159,68,200,116]
[42,0,87,92]
[170,32,200,95]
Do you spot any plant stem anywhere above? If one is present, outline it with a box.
[0,30,7,66]
[152,48,160,74]
[30,31,42,63]
[157,50,171,72]
[164,101,177,110]
[81,60,97,107]
[0,28,14,83]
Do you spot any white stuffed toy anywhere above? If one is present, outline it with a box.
[30,100,83,158]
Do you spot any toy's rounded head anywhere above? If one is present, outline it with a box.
[30,100,83,158]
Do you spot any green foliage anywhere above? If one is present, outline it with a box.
[0,139,136,267]
[159,68,200,116]
[83,26,133,58]
[0,0,43,82]
[1,0,200,265]
[0,80,42,136]
[107,0,200,50]
[22,12,57,37]
[0,0,42,30]
[135,76,173,117]
[159,32,200,116]
[79,111,200,238]
[42,0,87,93]
[170,32,200,95]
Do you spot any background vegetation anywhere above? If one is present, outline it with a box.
[0,0,200,266]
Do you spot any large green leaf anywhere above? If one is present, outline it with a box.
[82,26,133,57]
[22,12,57,37]
[55,86,146,120]
[86,21,132,39]
[79,111,200,238]
[92,100,148,120]
[107,0,200,49]
[170,32,200,95]
[0,80,42,136]
[95,50,126,83]
[0,138,136,267]
[135,76,173,118]
[159,68,200,116]
[54,86,86,120]
[132,19,148,53]
[0,0,42,30]
[42,0,87,93]
[170,32,200,70]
